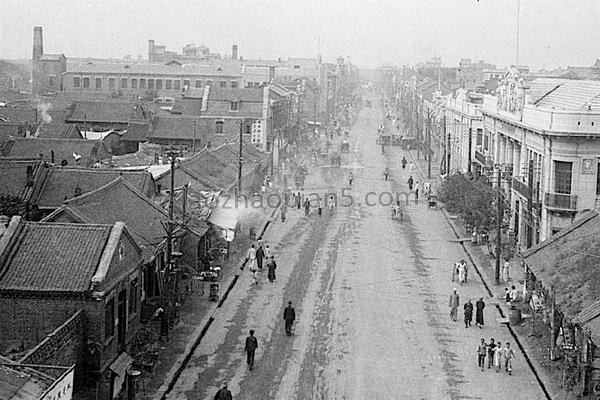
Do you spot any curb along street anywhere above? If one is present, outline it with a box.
[156,202,279,400]
[407,150,554,400]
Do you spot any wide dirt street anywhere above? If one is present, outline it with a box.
[166,94,547,400]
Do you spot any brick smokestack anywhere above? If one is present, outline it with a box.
[232,45,238,60]
[33,26,43,60]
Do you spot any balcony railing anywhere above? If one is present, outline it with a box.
[512,177,530,198]
[544,192,577,211]
[511,177,542,206]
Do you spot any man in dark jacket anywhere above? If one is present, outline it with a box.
[214,381,232,400]
[244,330,258,370]
[283,301,296,336]
[256,244,265,270]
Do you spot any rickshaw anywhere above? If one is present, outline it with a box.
[330,152,341,167]
[376,133,392,145]
[391,135,403,146]
[341,139,350,153]
[427,194,438,209]
[401,137,417,150]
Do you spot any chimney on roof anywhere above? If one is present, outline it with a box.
[33,26,43,61]
[232,45,238,60]
[26,165,34,187]
[269,66,275,83]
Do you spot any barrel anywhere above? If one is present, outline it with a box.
[509,307,522,326]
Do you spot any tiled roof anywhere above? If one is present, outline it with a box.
[0,221,112,292]
[0,123,27,144]
[44,177,167,249]
[35,167,154,209]
[530,79,600,110]
[148,115,210,141]
[35,123,83,139]
[66,62,241,77]
[207,87,263,102]
[572,299,600,325]
[269,84,292,97]
[0,158,48,202]
[121,122,149,142]
[66,100,152,124]
[170,98,202,115]
[0,107,38,123]
[178,148,234,190]
[178,141,267,190]
[4,137,110,168]
[523,211,600,317]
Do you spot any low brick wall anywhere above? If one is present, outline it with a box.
[20,309,85,368]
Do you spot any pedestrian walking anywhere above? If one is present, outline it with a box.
[487,338,496,369]
[267,256,277,283]
[415,183,419,205]
[328,195,335,215]
[475,297,485,328]
[493,342,502,372]
[409,161,414,173]
[458,260,468,285]
[477,338,487,371]
[318,198,324,217]
[464,299,473,328]
[407,175,414,190]
[304,198,311,216]
[503,343,517,375]
[401,156,407,169]
[280,201,287,222]
[246,244,257,271]
[296,192,302,209]
[449,288,460,322]
[283,301,296,336]
[244,330,258,370]
[452,262,459,282]
[502,258,511,282]
[214,381,232,400]
[256,243,265,270]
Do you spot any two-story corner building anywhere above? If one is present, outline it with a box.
[0,217,143,384]
[441,89,484,175]
[482,70,600,249]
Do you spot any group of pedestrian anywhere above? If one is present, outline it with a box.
[452,259,468,285]
[449,288,486,329]
[242,301,297,371]
[246,243,277,285]
[476,338,517,374]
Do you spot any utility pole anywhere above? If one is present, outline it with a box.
[427,110,431,178]
[416,97,423,160]
[444,113,450,175]
[165,146,179,267]
[526,159,534,248]
[237,120,243,196]
[191,119,198,153]
[467,124,473,174]
[495,166,503,285]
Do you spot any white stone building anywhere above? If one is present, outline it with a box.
[481,69,600,249]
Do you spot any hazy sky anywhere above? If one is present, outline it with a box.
[1,0,599,69]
